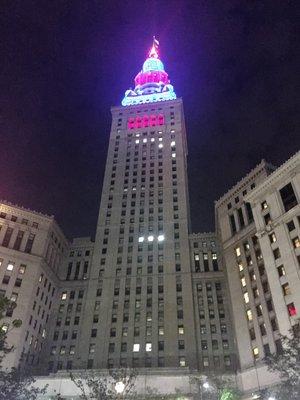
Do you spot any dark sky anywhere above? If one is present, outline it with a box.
[0,1,299,239]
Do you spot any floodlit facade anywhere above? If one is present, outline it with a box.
[0,40,299,398]
[0,201,69,370]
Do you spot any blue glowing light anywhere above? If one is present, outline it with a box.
[121,40,176,106]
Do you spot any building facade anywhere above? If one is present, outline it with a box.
[0,201,69,370]
[1,41,299,398]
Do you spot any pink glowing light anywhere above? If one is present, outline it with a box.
[127,114,165,130]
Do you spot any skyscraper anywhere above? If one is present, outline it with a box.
[72,40,199,370]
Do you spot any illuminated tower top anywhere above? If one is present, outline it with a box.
[122,37,176,106]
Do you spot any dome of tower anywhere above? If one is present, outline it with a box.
[142,57,164,73]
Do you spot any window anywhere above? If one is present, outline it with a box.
[244,292,250,304]
[235,247,241,257]
[146,342,152,352]
[279,183,298,212]
[61,292,67,300]
[277,265,286,277]
[179,357,186,367]
[229,215,236,234]
[13,230,24,250]
[260,323,267,336]
[24,234,35,253]
[247,310,253,321]
[237,208,245,228]
[273,248,281,260]
[261,201,268,210]
[269,232,277,244]
[253,347,259,359]
[245,203,254,223]
[14,278,22,287]
[133,343,140,352]
[287,220,295,232]
[287,302,297,316]
[178,325,184,335]
[2,227,13,247]
[292,237,300,249]
[282,283,291,296]
[264,213,272,225]
[6,262,14,271]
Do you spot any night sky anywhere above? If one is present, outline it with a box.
[1,1,299,239]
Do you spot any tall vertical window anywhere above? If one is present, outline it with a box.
[245,203,254,223]
[279,183,298,212]
[237,208,245,228]
[25,234,35,253]
[2,227,13,247]
[13,230,24,251]
[203,253,209,272]
[229,215,236,234]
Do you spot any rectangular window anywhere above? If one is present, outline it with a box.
[229,215,236,234]
[25,234,35,253]
[237,208,245,228]
[13,230,24,250]
[245,203,254,223]
[2,227,13,247]
[280,183,298,212]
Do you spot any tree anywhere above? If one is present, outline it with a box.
[70,368,137,399]
[261,323,300,400]
[0,296,47,400]
[70,369,183,399]
[190,373,241,400]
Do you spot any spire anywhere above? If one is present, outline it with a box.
[122,38,176,106]
[148,36,159,59]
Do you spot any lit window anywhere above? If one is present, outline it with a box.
[170,129,175,133]
[282,283,291,296]
[133,344,140,352]
[158,326,164,335]
[61,292,67,300]
[212,253,217,260]
[6,263,14,271]
[253,347,259,357]
[292,237,300,249]
[178,325,184,335]
[171,141,176,147]
[138,236,144,243]
[179,357,186,367]
[244,292,250,304]
[151,138,155,142]
[172,153,176,158]
[261,201,268,210]
[287,302,297,316]
[247,309,253,321]
[241,277,246,287]
[235,247,241,257]
[238,261,243,271]
[269,232,277,243]
[19,265,26,274]
[143,138,147,143]
[158,137,163,142]
[148,235,154,242]
[158,234,165,242]
[158,143,163,149]
[145,343,152,352]
[1,324,8,333]
[135,140,139,144]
